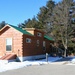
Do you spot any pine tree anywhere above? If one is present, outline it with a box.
[0,21,6,29]
[18,17,39,29]
[52,0,75,56]
[37,0,55,33]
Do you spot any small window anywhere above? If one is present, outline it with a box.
[37,40,39,46]
[43,41,46,51]
[26,38,31,43]
[43,41,46,47]
[37,32,42,37]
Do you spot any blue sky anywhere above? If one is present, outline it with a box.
[0,0,60,26]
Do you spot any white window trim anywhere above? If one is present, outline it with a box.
[6,38,12,51]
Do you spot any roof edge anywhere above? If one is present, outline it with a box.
[0,24,9,32]
[44,35,54,41]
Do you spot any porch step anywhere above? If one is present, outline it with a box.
[0,54,17,60]
[0,54,11,60]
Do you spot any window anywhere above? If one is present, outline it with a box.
[37,32,42,37]
[43,41,46,47]
[26,38,31,43]
[43,41,46,51]
[37,40,39,46]
[6,38,12,51]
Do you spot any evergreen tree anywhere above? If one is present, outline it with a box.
[18,16,40,29]
[52,0,75,56]
[18,0,75,55]
[37,0,55,33]
[0,21,6,29]
[18,0,55,31]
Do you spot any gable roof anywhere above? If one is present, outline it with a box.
[44,35,54,41]
[0,24,54,40]
[10,25,33,36]
[0,24,33,36]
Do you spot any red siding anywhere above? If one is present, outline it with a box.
[0,26,53,58]
[0,26,23,57]
[23,30,46,57]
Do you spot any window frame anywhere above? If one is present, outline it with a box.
[37,40,39,46]
[37,32,42,37]
[26,38,31,43]
[43,41,46,51]
[6,38,12,51]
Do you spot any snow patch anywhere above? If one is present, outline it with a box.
[0,57,61,73]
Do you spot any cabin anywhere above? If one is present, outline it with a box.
[0,24,54,61]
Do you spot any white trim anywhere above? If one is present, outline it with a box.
[17,54,47,62]
[6,38,12,51]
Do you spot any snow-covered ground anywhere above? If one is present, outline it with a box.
[0,56,75,73]
[70,56,75,63]
[66,56,75,65]
[0,57,62,73]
